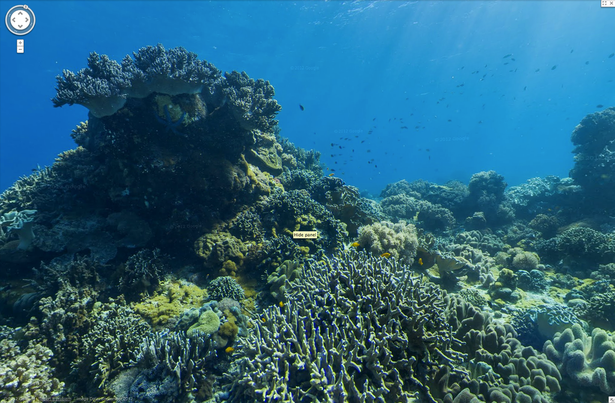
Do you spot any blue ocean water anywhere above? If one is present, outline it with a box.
[1,1,613,195]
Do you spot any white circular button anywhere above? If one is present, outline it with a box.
[5,5,35,36]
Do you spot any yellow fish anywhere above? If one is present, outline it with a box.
[225,346,235,354]
[418,258,423,265]
[328,173,335,177]
[279,301,284,308]
[381,252,391,258]
[351,242,360,248]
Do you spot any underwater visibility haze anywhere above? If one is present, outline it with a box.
[1,1,615,402]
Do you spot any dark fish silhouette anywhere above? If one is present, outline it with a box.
[610,53,614,58]
[551,65,557,70]
[597,104,604,108]
[503,54,512,59]
[299,104,304,111]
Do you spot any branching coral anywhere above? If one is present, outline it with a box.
[230,251,459,402]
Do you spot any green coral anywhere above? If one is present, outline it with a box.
[134,279,207,327]
[187,310,220,337]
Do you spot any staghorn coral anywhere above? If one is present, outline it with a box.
[357,220,418,264]
[74,300,153,390]
[126,330,224,402]
[231,251,560,403]
[230,251,461,402]
[545,323,615,394]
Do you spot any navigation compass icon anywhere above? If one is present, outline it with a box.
[5,5,35,35]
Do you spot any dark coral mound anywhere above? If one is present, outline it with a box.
[570,107,615,212]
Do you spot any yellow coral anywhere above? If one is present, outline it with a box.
[133,279,206,327]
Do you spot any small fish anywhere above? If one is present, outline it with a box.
[597,104,604,108]
[523,86,527,91]
[351,242,360,248]
[299,104,305,111]
[585,61,590,65]
[401,126,408,129]
[551,65,557,70]
[418,258,423,266]
[225,347,235,353]
[381,253,391,258]
[535,69,540,72]
[570,49,574,53]
[279,301,284,307]
[610,53,615,58]
[328,173,335,177]
[503,54,512,59]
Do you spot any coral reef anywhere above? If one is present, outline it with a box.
[4,42,614,403]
